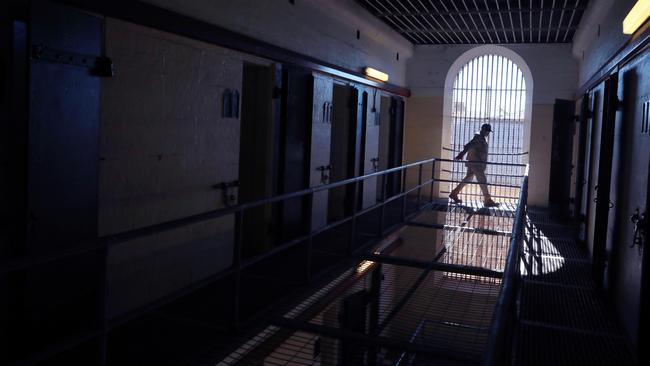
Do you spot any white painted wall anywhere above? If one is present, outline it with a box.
[404,44,578,206]
[101,19,269,317]
[408,44,577,103]
[142,0,413,86]
[572,0,637,87]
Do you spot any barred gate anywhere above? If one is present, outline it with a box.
[445,53,527,204]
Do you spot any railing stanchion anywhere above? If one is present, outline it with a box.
[417,163,423,209]
[348,181,358,256]
[232,209,244,332]
[379,173,387,236]
[430,160,436,203]
[401,167,408,221]
[305,191,314,283]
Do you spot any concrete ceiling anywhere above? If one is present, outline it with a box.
[355,0,590,44]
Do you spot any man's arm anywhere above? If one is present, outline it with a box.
[455,136,478,160]
[455,147,468,160]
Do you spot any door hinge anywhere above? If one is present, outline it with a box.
[31,44,114,77]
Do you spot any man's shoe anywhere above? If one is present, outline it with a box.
[449,193,462,204]
[483,200,500,207]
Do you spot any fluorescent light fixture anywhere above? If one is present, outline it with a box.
[623,0,650,34]
[364,67,389,82]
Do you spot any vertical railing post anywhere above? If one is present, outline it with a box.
[305,191,314,282]
[401,167,408,221]
[430,160,436,204]
[99,240,110,366]
[232,209,244,332]
[416,163,423,209]
[348,181,359,256]
[379,173,387,236]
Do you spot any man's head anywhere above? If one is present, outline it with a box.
[480,123,492,137]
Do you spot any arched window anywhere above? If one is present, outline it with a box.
[441,46,533,203]
[451,54,526,162]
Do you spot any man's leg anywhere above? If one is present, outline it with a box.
[450,170,475,202]
[475,170,499,206]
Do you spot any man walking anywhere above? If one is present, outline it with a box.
[449,123,499,207]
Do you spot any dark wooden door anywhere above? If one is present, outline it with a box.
[278,65,311,241]
[585,85,603,260]
[7,1,106,364]
[549,99,576,219]
[574,94,590,224]
[386,97,404,198]
[592,73,618,287]
[611,56,650,356]
[27,0,102,252]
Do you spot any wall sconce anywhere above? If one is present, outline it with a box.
[364,67,389,82]
[623,0,650,34]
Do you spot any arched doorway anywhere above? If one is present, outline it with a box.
[441,46,533,203]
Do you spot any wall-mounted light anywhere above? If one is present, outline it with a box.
[364,67,389,82]
[623,0,650,35]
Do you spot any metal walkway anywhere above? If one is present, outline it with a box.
[213,195,524,366]
[514,210,634,366]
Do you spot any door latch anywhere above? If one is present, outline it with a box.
[213,180,239,207]
[370,157,379,172]
[630,208,646,251]
[593,185,614,208]
[316,165,332,184]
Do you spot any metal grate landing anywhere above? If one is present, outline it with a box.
[514,210,634,366]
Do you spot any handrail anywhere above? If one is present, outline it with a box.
[482,164,529,366]
[435,157,527,167]
[3,157,529,366]
[443,146,530,156]
[0,157,526,275]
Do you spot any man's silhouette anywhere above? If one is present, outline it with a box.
[449,123,499,207]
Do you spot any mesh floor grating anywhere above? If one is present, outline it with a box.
[515,323,633,366]
[514,211,634,365]
[212,203,525,365]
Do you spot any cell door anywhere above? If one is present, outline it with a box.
[549,99,576,219]
[592,73,619,286]
[309,74,333,230]
[585,84,604,259]
[386,97,405,198]
[14,1,105,363]
[611,56,650,353]
[362,89,381,209]
[575,94,590,224]
[278,66,312,241]
[578,93,594,245]
[28,0,103,251]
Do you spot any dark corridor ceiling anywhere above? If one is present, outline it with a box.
[355,0,590,44]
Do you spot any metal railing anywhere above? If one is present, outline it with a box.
[482,165,529,366]
[1,157,529,366]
